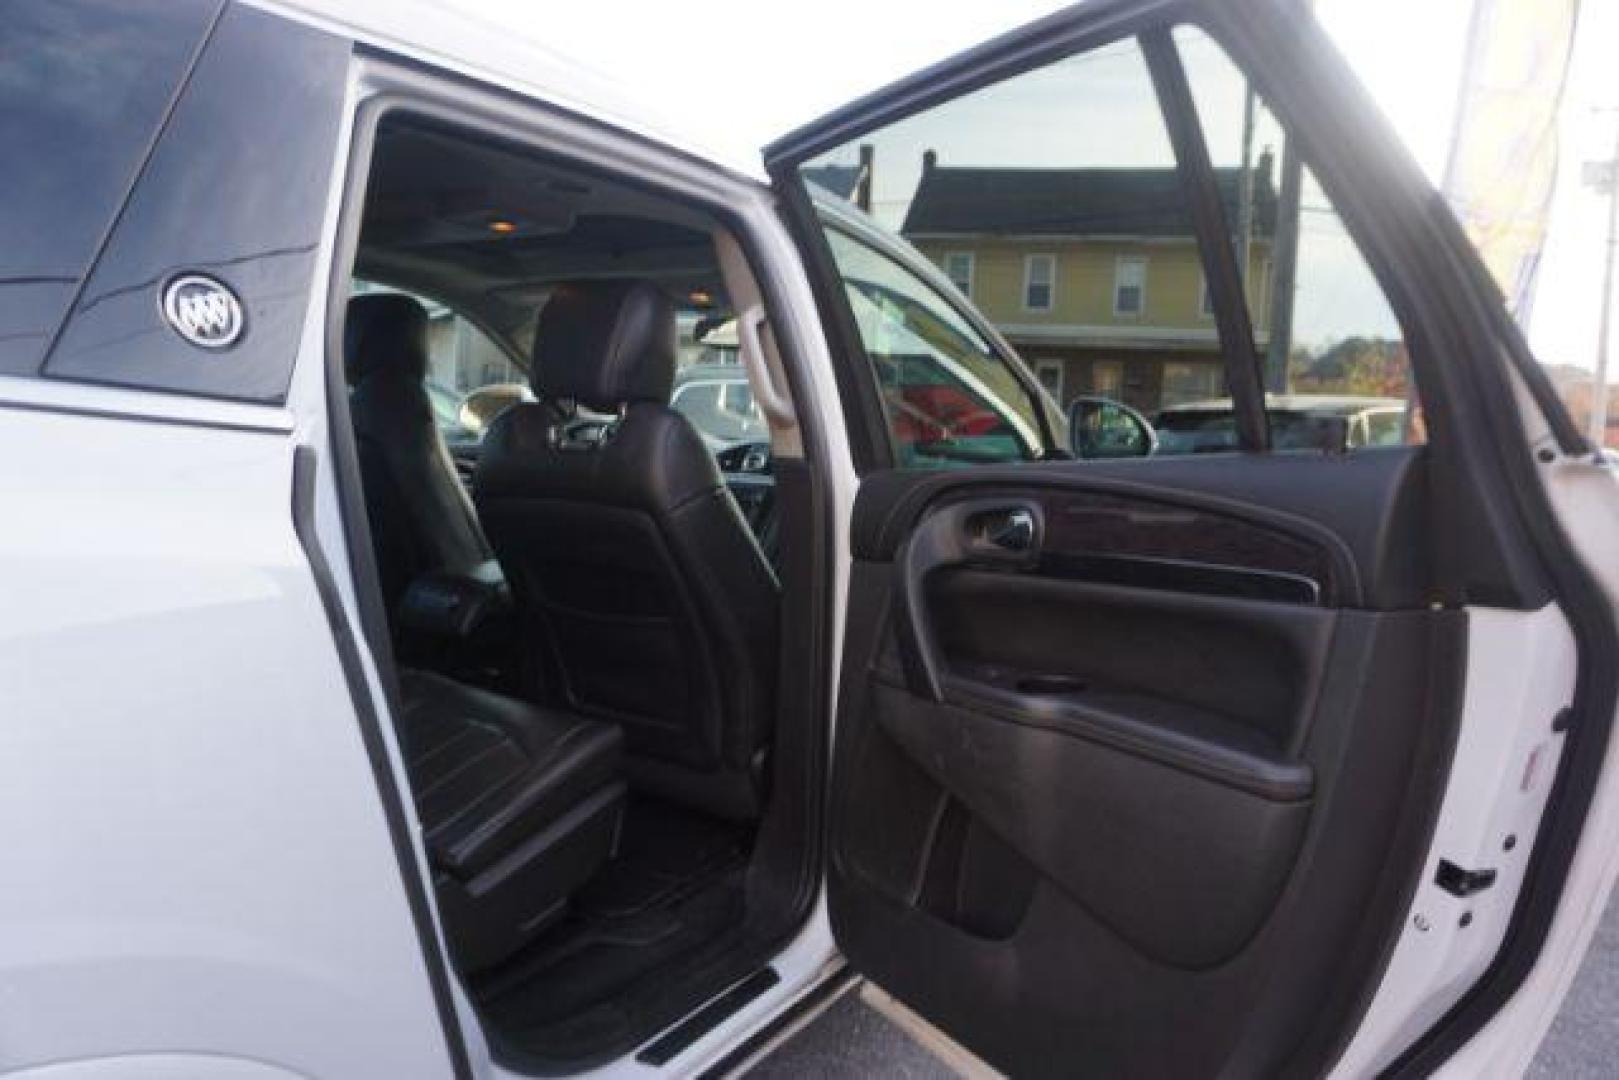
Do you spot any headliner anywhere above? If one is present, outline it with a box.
[355,117,728,360]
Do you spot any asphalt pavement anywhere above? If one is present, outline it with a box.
[751,896,1619,1077]
[1526,891,1619,1078]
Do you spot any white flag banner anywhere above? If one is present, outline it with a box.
[1441,0,1579,325]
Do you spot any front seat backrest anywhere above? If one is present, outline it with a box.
[346,293,492,613]
[474,281,780,820]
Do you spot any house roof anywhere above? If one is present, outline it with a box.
[901,165,1278,240]
[802,164,864,200]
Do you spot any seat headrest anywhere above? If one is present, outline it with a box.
[345,293,430,386]
[532,281,675,409]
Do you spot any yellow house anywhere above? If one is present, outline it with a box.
[903,152,1275,413]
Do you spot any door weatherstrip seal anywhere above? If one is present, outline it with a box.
[289,448,472,1079]
[311,73,476,1077]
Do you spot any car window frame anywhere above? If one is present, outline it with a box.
[766,9,1611,1070]
[773,22,1275,467]
[1138,26,1270,450]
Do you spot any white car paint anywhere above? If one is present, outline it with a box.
[0,380,455,1078]
[1332,603,1577,1076]
[1333,389,1619,1077]
[256,0,760,180]
[1428,450,1619,1078]
[3,0,1615,1075]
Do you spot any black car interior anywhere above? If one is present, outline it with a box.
[338,52,1532,1075]
[394,668,626,974]
[476,280,780,822]
[823,450,1469,1077]
[340,115,795,1068]
[344,292,495,612]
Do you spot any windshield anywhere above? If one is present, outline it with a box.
[671,375,769,447]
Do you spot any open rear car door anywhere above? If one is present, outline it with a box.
[765,0,1619,1075]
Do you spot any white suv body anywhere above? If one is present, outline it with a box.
[2,2,1617,1078]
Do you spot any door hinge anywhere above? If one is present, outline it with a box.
[1435,859,1497,898]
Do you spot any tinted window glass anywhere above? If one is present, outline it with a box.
[798,37,1232,464]
[0,0,216,375]
[44,6,349,403]
[1175,26,1424,452]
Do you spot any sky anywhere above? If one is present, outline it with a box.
[449,0,1617,376]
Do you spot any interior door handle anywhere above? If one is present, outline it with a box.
[895,499,1044,702]
[985,508,1037,553]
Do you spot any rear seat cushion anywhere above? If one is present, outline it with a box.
[396,669,622,880]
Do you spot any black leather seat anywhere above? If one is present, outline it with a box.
[396,669,624,972]
[475,281,780,820]
[345,294,492,614]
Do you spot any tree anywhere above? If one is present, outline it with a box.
[1288,337,1411,398]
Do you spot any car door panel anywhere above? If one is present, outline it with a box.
[852,448,1442,610]
[863,675,1314,969]
[926,575,1332,769]
[827,450,1468,1075]
[767,0,1611,1069]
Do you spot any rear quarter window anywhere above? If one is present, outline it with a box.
[0,0,217,375]
[41,5,351,403]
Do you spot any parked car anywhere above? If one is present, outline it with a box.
[1154,393,1410,454]
[670,360,769,449]
[3,2,1616,1079]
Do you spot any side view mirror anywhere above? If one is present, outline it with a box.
[1067,395,1157,460]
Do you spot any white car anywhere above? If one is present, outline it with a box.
[1153,394,1412,454]
[3,1,1617,1078]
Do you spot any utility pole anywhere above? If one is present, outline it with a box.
[1263,0,1310,393]
[855,144,874,215]
[1265,145,1303,393]
[1237,87,1256,284]
[1586,111,1619,450]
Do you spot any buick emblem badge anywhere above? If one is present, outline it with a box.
[162,274,244,349]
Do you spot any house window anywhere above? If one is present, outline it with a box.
[1024,254,1056,311]
[1161,361,1224,407]
[1091,360,1124,399]
[943,252,975,298]
[1034,359,1064,404]
[1114,256,1146,316]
